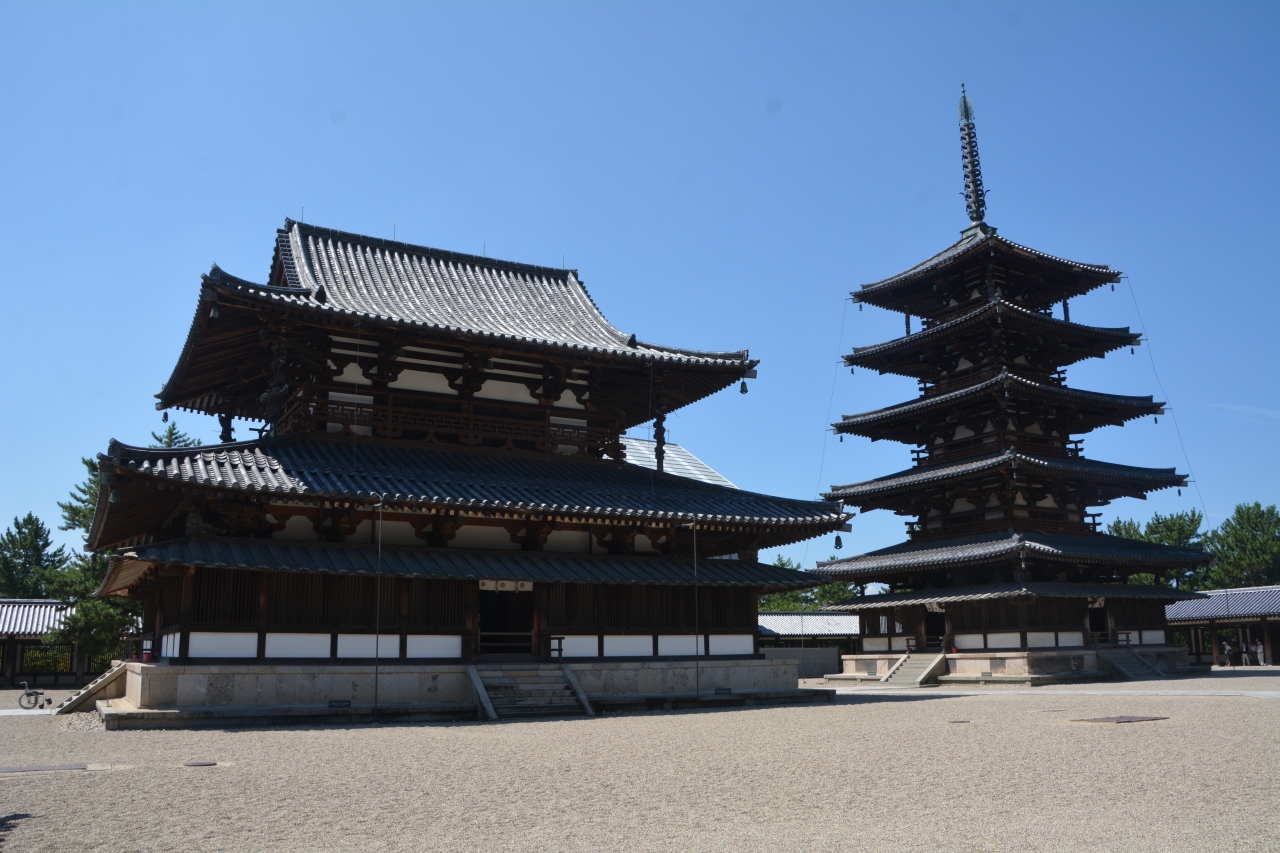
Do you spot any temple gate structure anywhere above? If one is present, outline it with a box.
[819,89,1208,685]
[85,220,844,724]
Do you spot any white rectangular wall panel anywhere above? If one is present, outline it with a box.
[265,633,331,658]
[1057,631,1085,647]
[188,632,258,658]
[406,635,462,658]
[657,635,705,656]
[890,636,910,651]
[986,632,1021,649]
[603,635,653,657]
[1027,632,1057,648]
[862,637,890,652]
[558,635,599,658]
[708,635,754,655]
[336,634,400,659]
[1140,630,1166,646]
[954,633,985,650]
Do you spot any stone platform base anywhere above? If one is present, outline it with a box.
[97,658,805,728]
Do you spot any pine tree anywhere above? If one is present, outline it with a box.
[150,421,202,448]
[41,455,143,659]
[1107,509,1205,588]
[1204,503,1280,589]
[0,513,66,598]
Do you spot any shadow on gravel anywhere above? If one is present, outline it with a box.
[832,692,958,707]
[0,813,33,850]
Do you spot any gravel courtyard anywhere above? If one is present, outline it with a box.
[1,672,1277,852]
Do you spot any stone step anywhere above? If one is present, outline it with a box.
[479,675,570,685]
[488,690,577,700]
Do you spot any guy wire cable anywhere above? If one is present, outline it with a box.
[1122,276,1209,522]
[801,295,850,569]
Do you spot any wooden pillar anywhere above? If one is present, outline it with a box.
[1210,621,1219,666]
[1263,617,1273,667]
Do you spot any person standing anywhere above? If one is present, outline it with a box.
[1222,640,1234,668]
[1252,639,1266,667]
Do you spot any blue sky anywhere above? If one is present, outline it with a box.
[1,2,1276,566]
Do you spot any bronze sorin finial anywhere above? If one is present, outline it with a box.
[959,83,986,224]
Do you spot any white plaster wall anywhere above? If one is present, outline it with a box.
[544,530,591,553]
[633,535,659,554]
[604,635,653,657]
[265,633,331,658]
[987,632,1021,649]
[863,637,890,652]
[450,525,520,551]
[1058,631,1085,647]
[890,636,910,651]
[275,515,318,541]
[332,361,372,386]
[1027,632,1057,648]
[406,635,462,658]
[709,635,754,655]
[474,379,535,404]
[657,635,705,656]
[377,521,419,547]
[188,632,258,658]
[1140,630,1166,646]
[559,636,599,657]
[337,634,400,658]
[389,369,455,395]
[954,633,984,650]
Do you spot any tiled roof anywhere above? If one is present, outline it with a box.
[819,582,1204,611]
[817,529,1209,581]
[101,537,823,596]
[825,449,1185,503]
[1165,585,1280,622]
[835,370,1161,436]
[0,600,70,637]
[222,220,750,367]
[855,224,1118,297]
[102,435,841,527]
[620,437,737,489]
[758,611,861,636]
[846,298,1139,369]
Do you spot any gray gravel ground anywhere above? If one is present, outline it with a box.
[1,672,1277,852]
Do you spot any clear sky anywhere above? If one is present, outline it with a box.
[1,2,1276,567]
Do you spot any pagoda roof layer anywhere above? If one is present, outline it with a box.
[818,581,1204,612]
[853,223,1120,315]
[835,370,1162,441]
[825,449,1185,506]
[99,536,825,598]
[91,436,843,549]
[846,298,1139,377]
[816,529,1210,581]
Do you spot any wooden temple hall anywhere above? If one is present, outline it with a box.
[817,88,1208,685]
[85,220,843,723]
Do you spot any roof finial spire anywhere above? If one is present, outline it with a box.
[958,83,986,224]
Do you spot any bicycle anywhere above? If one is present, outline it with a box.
[18,682,49,710]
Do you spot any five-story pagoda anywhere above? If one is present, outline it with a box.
[819,89,1207,684]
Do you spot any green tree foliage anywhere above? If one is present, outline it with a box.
[758,556,865,611]
[56,457,100,536]
[1107,509,1205,588]
[0,513,67,597]
[150,421,202,448]
[1204,502,1280,589]
[41,456,142,658]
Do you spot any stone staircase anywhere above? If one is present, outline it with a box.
[1097,648,1165,681]
[881,653,941,687]
[473,663,593,720]
[54,661,128,715]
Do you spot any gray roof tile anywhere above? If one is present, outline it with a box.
[1165,585,1280,622]
[820,582,1204,611]
[758,611,861,636]
[104,436,841,527]
[105,538,821,596]
[0,600,70,637]
[817,529,1209,580]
